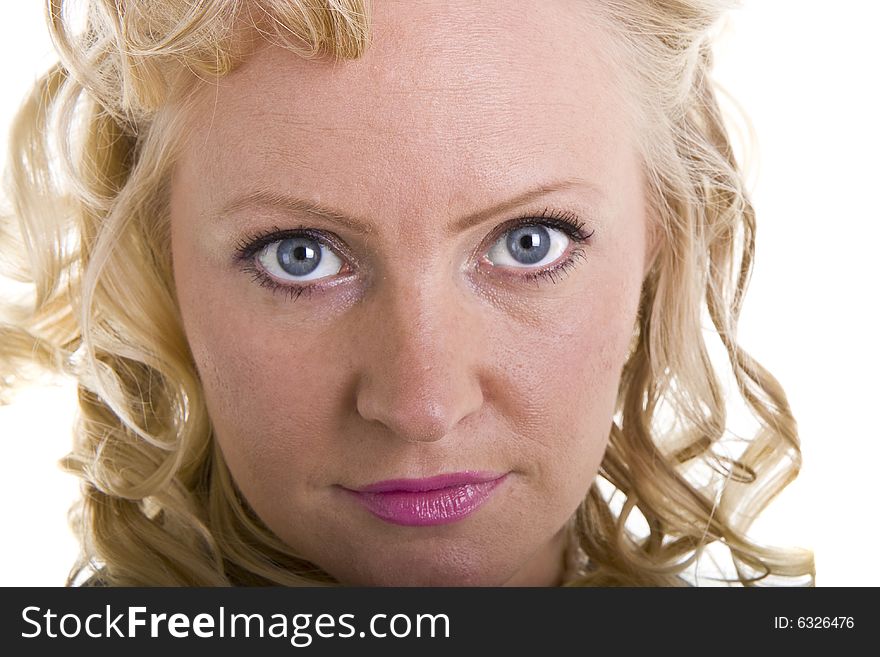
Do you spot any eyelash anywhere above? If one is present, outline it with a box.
[233,207,595,302]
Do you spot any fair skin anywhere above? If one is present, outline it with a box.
[170,0,657,585]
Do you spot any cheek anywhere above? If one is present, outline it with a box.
[521,287,637,491]
[177,295,342,495]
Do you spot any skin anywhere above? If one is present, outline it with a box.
[170,0,659,585]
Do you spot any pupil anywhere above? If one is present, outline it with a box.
[294,246,308,260]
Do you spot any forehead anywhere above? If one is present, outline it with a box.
[182,0,632,223]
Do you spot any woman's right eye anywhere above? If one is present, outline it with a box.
[256,235,345,283]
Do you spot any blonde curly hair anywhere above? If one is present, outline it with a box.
[0,0,814,586]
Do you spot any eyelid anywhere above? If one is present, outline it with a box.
[487,209,593,242]
[234,224,355,266]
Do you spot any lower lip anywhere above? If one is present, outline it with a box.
[345,475,507,527]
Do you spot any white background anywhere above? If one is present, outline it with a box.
[1,2,877,586]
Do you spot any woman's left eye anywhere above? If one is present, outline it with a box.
[486,223,571,270]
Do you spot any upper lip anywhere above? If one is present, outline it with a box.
[349,471,506,493]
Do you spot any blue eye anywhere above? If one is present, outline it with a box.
[257,235,345,282]
[486,224,568,269]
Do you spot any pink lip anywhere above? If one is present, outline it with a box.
[342,471,508,526]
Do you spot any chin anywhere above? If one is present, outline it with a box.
[323,550,519,587]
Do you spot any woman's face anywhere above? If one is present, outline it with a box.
[170,0,656,585]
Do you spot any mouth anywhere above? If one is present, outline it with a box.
[340,471,508,527]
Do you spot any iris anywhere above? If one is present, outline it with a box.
[506,225,551,264]
[277,237,322,276]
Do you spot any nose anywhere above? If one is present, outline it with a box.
[354,272,484,443]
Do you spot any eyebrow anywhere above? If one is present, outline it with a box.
[217,178,603,236]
